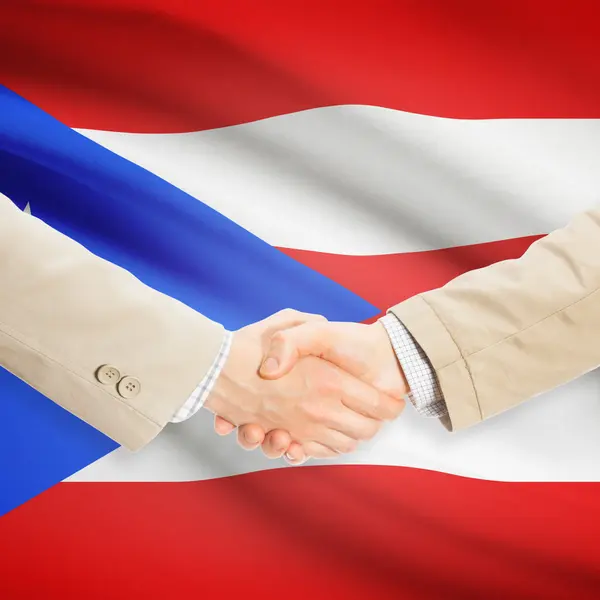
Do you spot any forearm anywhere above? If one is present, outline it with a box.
[0,194,224,450]
[390,209,600,430]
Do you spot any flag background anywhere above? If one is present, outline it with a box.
[1,1,600,598]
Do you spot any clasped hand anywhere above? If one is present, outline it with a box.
[204,310,408,464]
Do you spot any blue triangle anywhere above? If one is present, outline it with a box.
[0,86,378,515]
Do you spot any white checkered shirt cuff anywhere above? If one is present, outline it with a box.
[380,314,447,418]
[170,331,233,423]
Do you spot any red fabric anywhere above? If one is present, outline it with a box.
[1,466,599,600]
[2,2,599,597]
[280,236,542,310]
[1,1,600,132]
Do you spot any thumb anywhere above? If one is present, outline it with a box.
[260,323,329,380]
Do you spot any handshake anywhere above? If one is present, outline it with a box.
[204,309,409,465]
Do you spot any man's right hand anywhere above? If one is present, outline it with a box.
[204,311,404,458]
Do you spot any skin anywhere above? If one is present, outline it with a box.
[212,317,408,463]
[204,311,405,457]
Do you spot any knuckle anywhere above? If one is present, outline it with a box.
[302,401,325,422]
[237,433,254,449]
[373,395,396,419]
[358,421,379,441]
[316,381,333,397]
[269,430,290,449]
[270,330,287,345]
[340,438,358,454]
[393,398,406,416]
[315,376,339,397]
[384,396,406,419]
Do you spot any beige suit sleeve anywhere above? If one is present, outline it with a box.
[390,209,600,431]
[0,195,224,450]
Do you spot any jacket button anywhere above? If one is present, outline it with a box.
[117,376,141,399]
[96,365,121,385]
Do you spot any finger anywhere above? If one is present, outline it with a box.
[237,424,266,450]
[320,403,382,442]
[260,322,331,380]
[284,442,309,465]
[339,373,407,421]
[261,429,294,459]
[299,441,339,459]
[310,426,360,455]
[214,415,236,436]
[263,308,328,331]
[256,310,328,352]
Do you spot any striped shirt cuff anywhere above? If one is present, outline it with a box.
[379,314,447,418]
[170,331,233,423]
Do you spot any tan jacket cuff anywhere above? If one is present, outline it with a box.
[388,296,482,431]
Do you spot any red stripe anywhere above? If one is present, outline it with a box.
[2,1,600,132]
[1,467,599,600]
[279,235,543,310]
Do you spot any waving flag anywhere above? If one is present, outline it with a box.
[1,1,600,599]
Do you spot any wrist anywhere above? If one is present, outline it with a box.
[204,331,260,424]
[370,321,409,399]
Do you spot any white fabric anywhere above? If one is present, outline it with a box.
[380,314,446,418]
[79,106,600,256]
[67,106,600,484]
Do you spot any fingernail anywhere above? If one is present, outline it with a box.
[261,357,279,373]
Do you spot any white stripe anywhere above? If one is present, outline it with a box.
[78,105,600,255]
[69,371,600,482]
